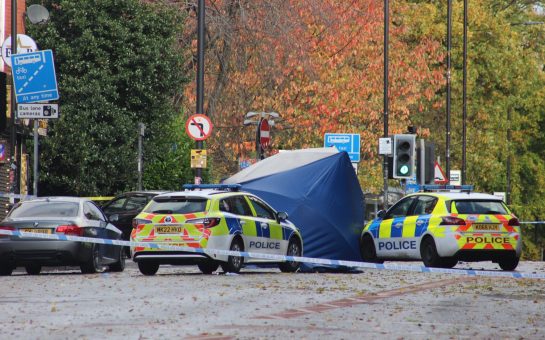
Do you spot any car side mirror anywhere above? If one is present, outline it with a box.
[109,214,119,223]
[277,211,288,222]
[377,210,386,219]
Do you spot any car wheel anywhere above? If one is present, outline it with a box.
[198,260,219,274]
[0,264,13,276]
[360,234,384,264]
[109,246,126,272]
[420,237,443,268]
[25,264,42,275]
[80,245,106,274]
[138,262,159,276]
[279,237,302,273]
[498,257,519,271]
[221,237,244,273]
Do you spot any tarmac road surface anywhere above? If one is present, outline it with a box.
[1,261,544,339]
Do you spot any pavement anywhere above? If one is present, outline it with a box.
[1,260,545,339]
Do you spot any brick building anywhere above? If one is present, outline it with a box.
[0,0,27,219]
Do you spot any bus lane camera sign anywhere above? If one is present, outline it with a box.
[17,103,59,119]
[11,50,59,104]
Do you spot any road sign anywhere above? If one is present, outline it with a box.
[434,161,448,184]
[405,183,421,194]
[450,170,461,185]
[324,133,361,162]
[493,192,506,202]
[378,137,392,155]
[185,114,213,141]
[17,103,58,119]
[11,50,59,103]
[190,149,208,168]
[1,34,38,68]
[259,118,270,147]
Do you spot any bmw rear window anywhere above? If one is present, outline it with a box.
[8,202,80,218]
[450,200,508,215]
[144,197,208,214]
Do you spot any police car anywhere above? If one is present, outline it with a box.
[360,185,521,270]
[130,184,303,275]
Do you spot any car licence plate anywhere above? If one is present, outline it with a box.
[473,223,500,231]
[155,226,183,234]
[20,228,52,234]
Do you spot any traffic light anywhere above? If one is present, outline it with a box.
[393,134,416,179]
[417,140,435,184]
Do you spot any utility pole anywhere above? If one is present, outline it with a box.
[445,0,452,184]
[383,0,389,210]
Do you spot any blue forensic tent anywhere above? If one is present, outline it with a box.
[223,148,364,266]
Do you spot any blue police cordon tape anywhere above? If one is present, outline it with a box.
[1,229,544,279]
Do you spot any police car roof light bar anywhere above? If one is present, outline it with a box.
[182,184,242,191]
[421,185,474,193]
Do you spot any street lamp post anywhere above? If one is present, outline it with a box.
[244,112,280,160]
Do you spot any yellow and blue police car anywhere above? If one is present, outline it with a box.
[360,186,521,270]
[130,184,303,275]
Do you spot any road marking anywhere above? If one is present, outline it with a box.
[254,277,475,320]
[214,323,428,336]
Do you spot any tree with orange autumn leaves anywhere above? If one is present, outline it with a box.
[180,0,444,190]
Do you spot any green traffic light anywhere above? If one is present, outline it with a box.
[399,165,409,175]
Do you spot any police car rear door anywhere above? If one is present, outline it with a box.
[409,195,438,258]
[222,195,256,246]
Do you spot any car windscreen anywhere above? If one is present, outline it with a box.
[143,197,208,214]
[8,201,80,218]
[451,200,508,215]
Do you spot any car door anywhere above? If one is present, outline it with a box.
[403,195,438,258]
[375,196,417,259]
[220,195,257,249]
[84,202,121,261]
[246,195,285,256]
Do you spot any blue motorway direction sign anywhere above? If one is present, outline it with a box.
[324,133,361,162]
[11,50,59,104]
